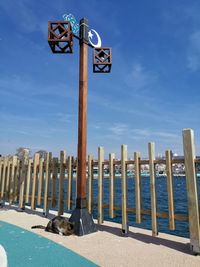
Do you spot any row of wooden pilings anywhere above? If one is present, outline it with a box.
[0,129,199,254]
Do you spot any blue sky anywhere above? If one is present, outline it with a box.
[0,0,200,158]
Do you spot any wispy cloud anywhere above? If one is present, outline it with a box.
[187,30,200,71]
[106,123,179,141]
[55,113,76,123]
[0,74,76,107]
[109,123,129,136]
[131,129,179,140]
[0,0,43,34]
[125,63,158,90]
[0,113,41,123]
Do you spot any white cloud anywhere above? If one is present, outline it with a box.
[131,129,178,140]
[108,123,129,136]
[0,0,45,34]
[55,113,75,123]
[0,74,76,107]
[154,131,178,139]
[107,123,178,141]
[187,31,200,71]
[125,63,157,90]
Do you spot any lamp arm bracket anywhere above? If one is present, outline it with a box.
[73,33,94,48]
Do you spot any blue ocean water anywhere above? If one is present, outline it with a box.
[41,175,200,238]
[90,176,192,238]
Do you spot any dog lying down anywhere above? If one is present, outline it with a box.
[31,216,74,236]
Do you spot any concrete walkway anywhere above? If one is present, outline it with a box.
[0,220,98,267]
[0,205,200,267]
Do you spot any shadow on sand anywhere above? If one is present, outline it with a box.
[2,204,192,256]
[97,223,192,255]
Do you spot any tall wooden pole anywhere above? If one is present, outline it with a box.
[76,19,88,208]
[69,18,96,236]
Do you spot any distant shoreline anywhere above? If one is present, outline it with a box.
[71,173,193,179]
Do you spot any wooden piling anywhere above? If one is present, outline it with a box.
[14,159,20,202]
[148,142,158,236]
[25,159,33,203]
[31,153,40,210]
[37,158,44,206]
[165,150,175,230]
[87,155,93,214]
[58,151,66,215]
[98,146,104,224]
[1,157,8,199]
[109,153,115,218]
[9,156,18,204]
[52,157,58,208]
[67,156,73,210]
[134,152,141,224]
[5,159,11,200]
[121,145,128,234]
[43,152,52,215]
[19,151,29,209]
[183,129,200,254]
[0,158,3,191]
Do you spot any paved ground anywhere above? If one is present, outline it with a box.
[0,220,98,267]
[0,205,200,267]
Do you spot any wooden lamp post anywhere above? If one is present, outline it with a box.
[48,16,112,236]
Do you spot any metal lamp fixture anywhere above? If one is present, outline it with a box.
[93,47,112,73]
[48,21,73,53]
[47,14,112,236]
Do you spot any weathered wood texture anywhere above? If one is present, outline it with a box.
[52,158,58,208]
[1,157,8,199]
[58,151,66,215]
[25,159,33,204]
[43,152,52,215]
[134,152,141,224]
[183,129,200,254]
[98,146,104,224]
[109,153,115,218]
[87,155,93,213]
[166,150,175,230]
[67,156,73,210]
[148,142,158,236]
[31,153,40,210]
[0,128,199,255]
[37,158,44,206]
[9,156,17,204]
[19,151,29,209]
[121,145,128,234]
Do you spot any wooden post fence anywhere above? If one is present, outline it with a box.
[166,149,175,230]
[121,144,128,234]
[87,155,93,214]
[109,153,115,219]
[19,151,29,209]
[134,152,141,224]
[0,129,200,255]
[183,129,200,254]
[98,146,104,224]
[148,142,158,237]
[43,152,52,216]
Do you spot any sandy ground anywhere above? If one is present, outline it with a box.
[0,204,200,267]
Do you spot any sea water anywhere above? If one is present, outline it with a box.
[40,175,200,238]
[91,176,191,238]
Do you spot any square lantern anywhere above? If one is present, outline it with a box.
[48,21,73,54]
[93,48,112,73]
